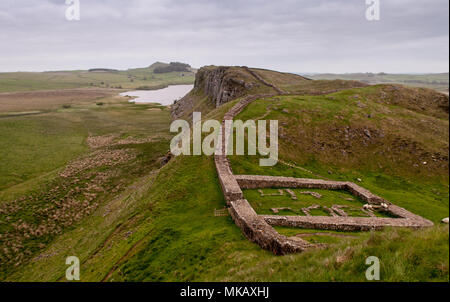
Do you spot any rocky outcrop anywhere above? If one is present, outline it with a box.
[196,66,258,107]
[171,66,261,119]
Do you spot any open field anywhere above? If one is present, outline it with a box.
[0,89,173,278]
[0,63,195,93]
[0,88,118,113]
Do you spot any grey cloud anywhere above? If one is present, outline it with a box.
[0,0,448,72]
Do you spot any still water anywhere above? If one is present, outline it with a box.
[120,84,194,106]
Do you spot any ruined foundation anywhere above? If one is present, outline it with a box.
[214,69,433,255]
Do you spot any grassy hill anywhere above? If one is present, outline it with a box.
[171,66,367,120]
[0,62,195,93]
[308,73,449,95]
[0,66,448,282]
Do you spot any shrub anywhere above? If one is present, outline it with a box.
[154,62,191,74]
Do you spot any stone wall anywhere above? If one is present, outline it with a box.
[213,92,314,254]
[212,69,433,255]
[243,66,286,94]
[261,211,433,232]
[228,199,313,255]
[235,174,433,231]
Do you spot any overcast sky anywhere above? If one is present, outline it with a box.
[0,0,448,73]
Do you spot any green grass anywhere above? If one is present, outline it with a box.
[243,188,391,217]
[229,89,449,223]
[0,93,173,279]
[0,72,448,282]
[0,98,170,194]
[0,68,194,93]
[99,155,448,281]
[0,115,88,191]
[4,137,448,282]
[309,72,449,94]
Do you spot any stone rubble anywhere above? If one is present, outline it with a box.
[258,189,284,197]
[331,205,349,217]
[270,207,293,214]
[301,205,320,216]
[285,189,297,200]
[300,191,323,199]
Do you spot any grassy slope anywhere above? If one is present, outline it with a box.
[0,93,172,279]
[0,96,170,193]
[110,152,448,282]
[0,113,88,191]
[2,73,448,281]
[108,156,448,282]
[230,86,449,223]
[16,150,445,282]
[64,86,448,281]
[0,65,192,280]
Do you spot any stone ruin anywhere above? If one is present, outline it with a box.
[258,189,284,196]
[271,207,293,214]
[259,188,381,218]
[285,189,297,200]
[213,70,434,255]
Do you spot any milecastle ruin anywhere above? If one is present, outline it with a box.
[213,68,433,255]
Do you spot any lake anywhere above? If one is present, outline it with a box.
[120,84,194,106]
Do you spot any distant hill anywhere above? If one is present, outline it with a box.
[0,62,196,93]
[88,68,119,73]
[153,62,192,74]
[307,72,449,94]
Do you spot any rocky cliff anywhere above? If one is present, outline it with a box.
[171,66,264,119]
[199,67,253,107]
[170,65,366,120]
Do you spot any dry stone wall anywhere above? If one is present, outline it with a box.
[214,90,315,254]
[243,66,286,94]
[261,210,433,231]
